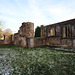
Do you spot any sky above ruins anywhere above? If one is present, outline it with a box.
[0,0,75,33]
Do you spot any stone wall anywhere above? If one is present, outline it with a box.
[34,37,75,48]
[0,35,13,45]
[40,19,75,48]
[14,22,34,48]
[27,37,34,47]
[34,37,46,47]
[0,19,75,48]
[46,37,61,46]
[45,38,74,48]
[60,39,72,47]
[14,33,20,46]
[0,40,4,45]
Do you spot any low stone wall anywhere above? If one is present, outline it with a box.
[14,34,27,47]
[0,40,4,45]
[73,39,75,48]
[34,37,75,48]
[34,37,46,47]
[61,39,73,47]
[45,37,75,48]
[0,35,13,45]
[4,35,12,44]
[46,37,61,46]
[14,33,20,46]
[34,37,61,47]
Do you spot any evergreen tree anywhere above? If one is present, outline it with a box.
[35,26,41,37]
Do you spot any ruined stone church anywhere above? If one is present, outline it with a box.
[0,19,75,48]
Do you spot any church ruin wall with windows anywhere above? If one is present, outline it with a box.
[0,19,75,48]
[41,19,75,48]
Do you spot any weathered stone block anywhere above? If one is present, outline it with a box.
[20,37,26,47]
[73,39,75,48]
[27,38,34,48]
[61,39,72,47]
[4,35,12,44]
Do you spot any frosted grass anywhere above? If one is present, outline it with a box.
[0,45,75,75]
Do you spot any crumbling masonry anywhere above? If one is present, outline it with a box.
[0,19,75,48]
[14,22,34,47]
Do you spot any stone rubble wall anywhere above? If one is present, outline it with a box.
[0,19,75,48]
[34,37,46,47]
[45,38,73,48]
[40,19,75,48]
[34,37,75,48]
[0,40,4,45]
[46,37,61,45]
[0,35,13,45]
[14,22,34,48]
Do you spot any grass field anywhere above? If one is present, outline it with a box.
[0,45,75,75]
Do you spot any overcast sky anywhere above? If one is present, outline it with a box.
[0,0,75,33]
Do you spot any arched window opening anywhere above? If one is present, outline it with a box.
[0,34,4,40]
[50,27,55,36]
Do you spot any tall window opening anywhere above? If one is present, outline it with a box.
[50,27,55,36]
[62,24,71,38]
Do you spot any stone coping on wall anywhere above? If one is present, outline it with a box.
[46,18,75,27]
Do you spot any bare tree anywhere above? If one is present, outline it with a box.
[0,20,4,29]
[0,20,13,40]
[3,28,13,35]
[0,20,4,40]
